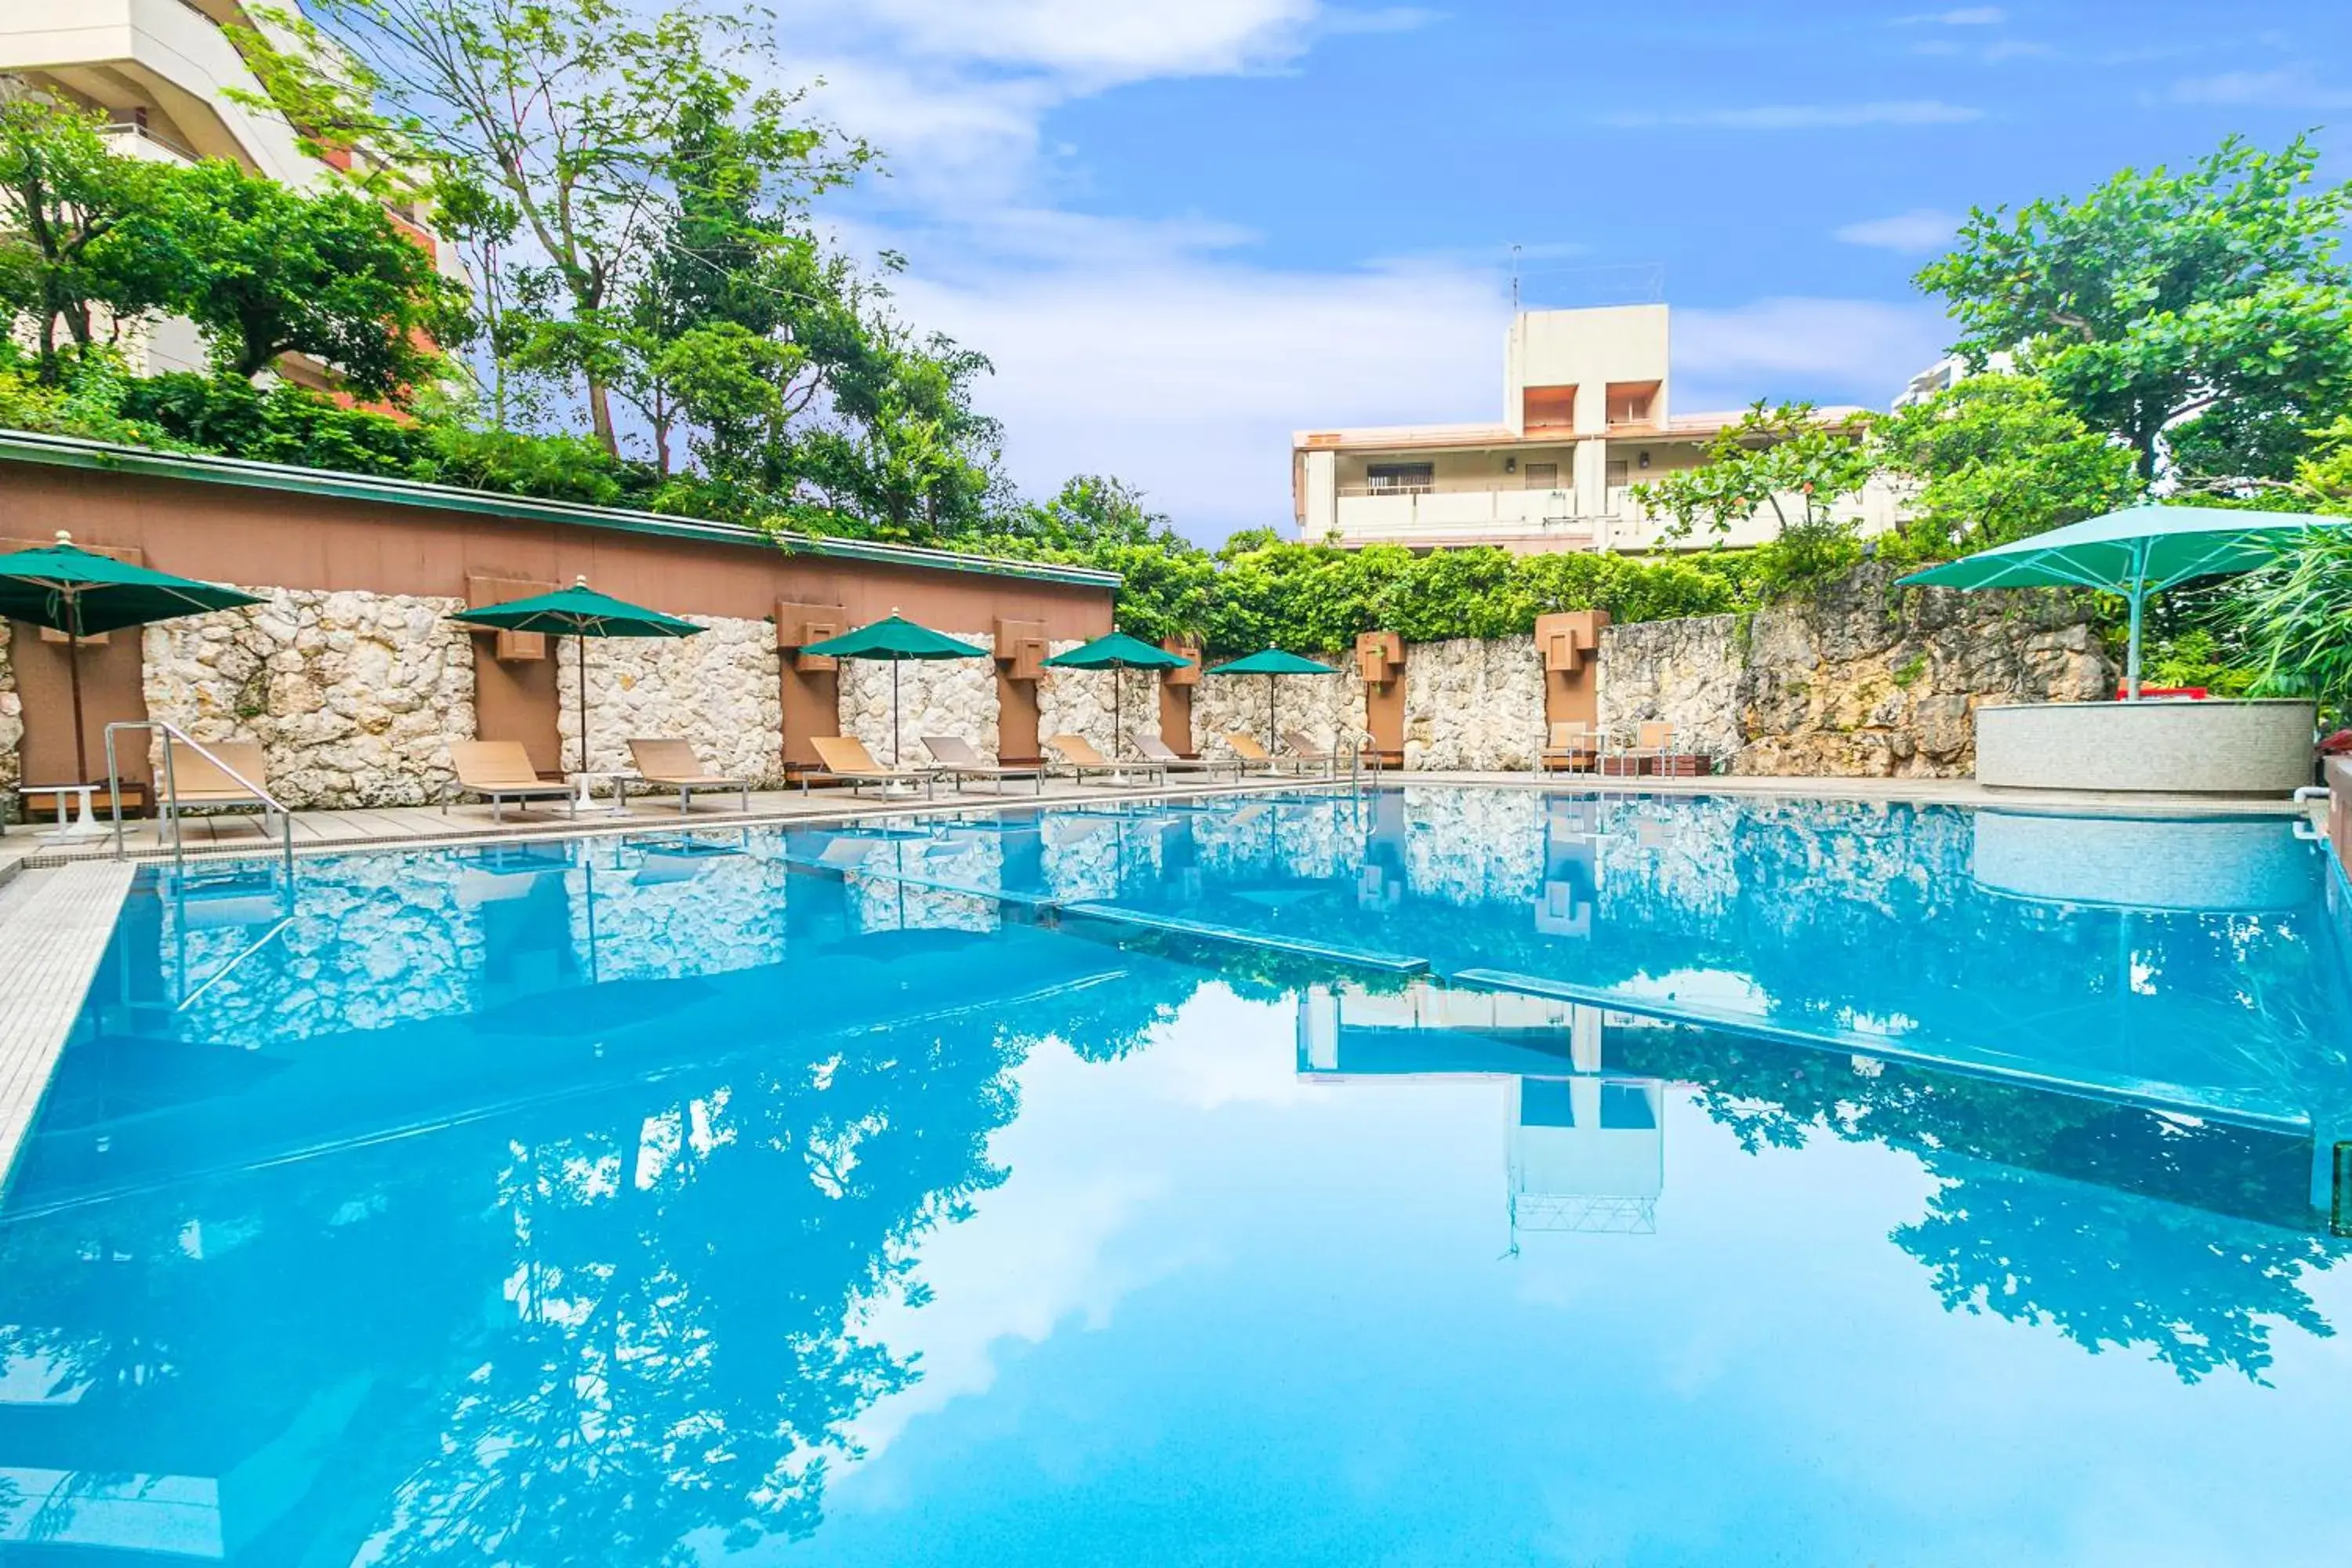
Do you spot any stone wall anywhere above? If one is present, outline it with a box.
[555,614,785,786]
[836,632,997,768]
[1036,648,1163,757]
[1598,561,2113,778]
[143,589,476,808]
[0,617,19,799]
[1189,656,1364,760]
[1403,638,1546,771]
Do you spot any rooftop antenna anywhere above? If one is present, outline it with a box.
[1509,243,1522,312]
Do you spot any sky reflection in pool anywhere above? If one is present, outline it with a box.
[2,787,2348,1566]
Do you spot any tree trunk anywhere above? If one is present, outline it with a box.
[587,379,619,456]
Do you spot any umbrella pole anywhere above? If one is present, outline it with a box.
[66,592,89,786]
[2125,585,2144,702]
[577,632,590,774]
[891,657,902,766]
[1268,673,1278,752]
[1113,666,1123,760]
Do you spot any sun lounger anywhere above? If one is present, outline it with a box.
[1280,728,1340,775]
[1221,733,1292,775]
[804,735,935,800]
[922,735,1045,794]
[447,740,578,822]
[1131,732,1241,779]
[627,737,750,814]
[1615,721,1679,775]
[160,739,280,834]
[1044,734,1166,786]
[1542,720,1600,774]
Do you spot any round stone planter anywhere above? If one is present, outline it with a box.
[1975,699,2317,796]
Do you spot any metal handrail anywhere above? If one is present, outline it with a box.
[104,720,296,877]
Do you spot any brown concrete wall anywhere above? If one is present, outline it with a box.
[0,465,1113,785]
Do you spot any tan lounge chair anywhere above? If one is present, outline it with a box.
[447,740,578,822]
[161,739,279,834]
[629,737,750,814]
[923,735,1045,794]
[1280,728,1339,775]
[1616,721,1679,775]
[1221,733,1289,776]
[1542,721,1600,774]
[1044,734,1165,786]
[804,735,935,800]
[1131,732,1241,779]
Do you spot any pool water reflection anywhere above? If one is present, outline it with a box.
[1,788,2348,1564]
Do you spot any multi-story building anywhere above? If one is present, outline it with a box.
[0,1,456,383]
[1291,303,1900,554]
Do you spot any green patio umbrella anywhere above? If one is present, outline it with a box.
[448,577,703,773]
[1896,505,2352,699]
[802,612,989,765]
[1204,648,1341,750]
[0,531,266,785]
[1044,631,1194,760]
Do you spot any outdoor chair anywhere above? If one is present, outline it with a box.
[1279,728,1340,775]
[447,740,579,822]
[1221,733,1293,775]
[923,735,1046,794]
[1611,722,1682,776]
[159,739,281,836]
[1044,734,1166,786]
[804,736,935,800]
[628,738,750,815]
[1541,721,1601,774]
[1132,732,1242,779]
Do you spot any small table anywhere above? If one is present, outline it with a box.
[16,783,106,841]
[567,771,640,816]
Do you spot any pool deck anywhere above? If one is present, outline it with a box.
[0,768,2314,877]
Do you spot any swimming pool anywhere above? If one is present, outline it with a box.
[2,786,2348,1563]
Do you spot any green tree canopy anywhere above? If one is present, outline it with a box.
[1916,133,2352,485]
[1876,375,2144,551]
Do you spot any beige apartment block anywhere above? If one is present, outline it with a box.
[1292,304,1902,554]
[0,1,458,382]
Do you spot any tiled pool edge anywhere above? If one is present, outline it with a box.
[0,862,135,1198]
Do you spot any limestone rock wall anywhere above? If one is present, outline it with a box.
[143,589,476,808]
[1036,646,1164,757]
[1403,638,1546,771]
[1188,655,1364,762]
[0,617,20,800]
[1598,561,2113,778]
[555,615,784,786]
[837,632,996,767]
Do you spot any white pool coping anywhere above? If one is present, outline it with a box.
[0,862,136,1196]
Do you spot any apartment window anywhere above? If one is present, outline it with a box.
[1365,463,1435,495]
[1523,462,1560,490]
[1606,459,1630,488]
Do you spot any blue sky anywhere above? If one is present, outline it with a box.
[769,2,2352,541]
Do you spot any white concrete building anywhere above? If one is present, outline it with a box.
[0,1,454,383]
[1292,304,1901,554]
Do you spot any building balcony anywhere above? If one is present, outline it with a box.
[1329,487,1626,551]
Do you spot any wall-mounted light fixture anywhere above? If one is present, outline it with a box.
[1637,451,1651,470]
[1504,456,1517,474]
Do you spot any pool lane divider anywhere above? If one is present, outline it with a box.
[1446,966,2307,1135]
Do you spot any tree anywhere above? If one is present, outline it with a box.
[169,159,467,398]
[1630,401,1878,591]
[0,88,189,379]
[243,0,871,455]
[1875,374,2143,552]
[1916,134,2352,484]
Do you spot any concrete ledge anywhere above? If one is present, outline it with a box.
[1976,699,2316,796]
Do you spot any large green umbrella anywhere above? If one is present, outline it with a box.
[1896,505,2352,699]
[1204,648,1341,750]
[802,612,989,766]
[448,577,703,773]
[0,530,266,784]
[1044,631,1194,760]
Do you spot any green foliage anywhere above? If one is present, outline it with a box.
[165,158,468,397]
[1628,401,1878,599]
[2230,532,2352,723]
[1876,376,2144,551]
[1917,134,2352,485]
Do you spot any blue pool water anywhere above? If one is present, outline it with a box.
[2,786,2350,1564]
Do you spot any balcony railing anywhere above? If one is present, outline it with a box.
[97,121,199,165]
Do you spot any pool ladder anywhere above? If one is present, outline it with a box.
[102,719,296,878]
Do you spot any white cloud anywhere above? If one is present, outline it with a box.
[1672,298,1952,414]
[1602,100,1982,130]
[2168,67,2352,109]
[806,0,1319,81]
[1834,209,1962,254]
